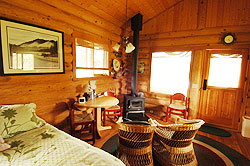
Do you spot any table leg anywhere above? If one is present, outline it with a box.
[96,108,112,131]
[94,108,101,138]
[94,108,112,138]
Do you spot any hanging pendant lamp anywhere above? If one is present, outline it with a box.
[112,0,135,53]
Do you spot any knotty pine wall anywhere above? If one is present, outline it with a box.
[0,0,127,130]
[127,0,250,121]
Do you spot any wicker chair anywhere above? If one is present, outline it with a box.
[116,121,156,166]
[152,118,204,166]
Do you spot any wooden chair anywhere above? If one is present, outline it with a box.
[166,93,189,122]
[152,118,204,166]
[101,92,123,126]
[67,100,96,145]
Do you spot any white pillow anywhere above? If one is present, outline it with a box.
[0,103,46,138]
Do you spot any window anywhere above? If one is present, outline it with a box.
[75,38,109,78]
[208,53,242,88]
[150,51,192,95]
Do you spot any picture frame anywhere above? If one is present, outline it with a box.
[138,61,145,73]
[0,18,64,75]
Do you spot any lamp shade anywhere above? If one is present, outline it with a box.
[125,42,135,53]
[112,43,121,52]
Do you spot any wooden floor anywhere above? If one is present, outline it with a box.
[81,115,250,161]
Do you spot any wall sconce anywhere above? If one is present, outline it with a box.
[112,37,135,54]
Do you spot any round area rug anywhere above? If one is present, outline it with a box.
[101,134,250,166]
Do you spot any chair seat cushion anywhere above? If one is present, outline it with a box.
[168,104,186,110]
[74,111,94,123]
[105,105,120,110]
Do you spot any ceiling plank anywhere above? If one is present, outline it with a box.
[0,0,120,41]
[69,0,125,26]
[40,0,121,35]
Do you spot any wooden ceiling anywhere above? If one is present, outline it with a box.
[67,0,182,28]
[1,0,183,41]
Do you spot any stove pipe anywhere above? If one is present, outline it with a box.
[131,13,143,97]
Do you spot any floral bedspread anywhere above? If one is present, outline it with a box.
[0,124,125,166]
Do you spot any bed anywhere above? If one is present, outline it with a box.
[0,103,125,166]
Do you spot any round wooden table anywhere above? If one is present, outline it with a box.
[74,96,119,138]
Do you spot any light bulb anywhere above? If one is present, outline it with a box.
[125,42,135,53]
[112,43,121,52]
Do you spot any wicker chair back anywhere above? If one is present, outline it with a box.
[117,122,156,166]
[152,119,204,166]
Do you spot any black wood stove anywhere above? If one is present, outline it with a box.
[123,13,149,122]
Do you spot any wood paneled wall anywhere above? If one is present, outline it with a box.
[0,0,127,130]
[129,0,250,122]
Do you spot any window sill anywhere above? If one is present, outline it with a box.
[72,74,112,81]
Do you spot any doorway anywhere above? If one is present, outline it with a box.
[199,49,248,129]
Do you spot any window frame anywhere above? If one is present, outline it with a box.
[148,49,193,97]
[72,32,111,80]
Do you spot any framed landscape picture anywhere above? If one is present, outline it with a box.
[0,19,64,75]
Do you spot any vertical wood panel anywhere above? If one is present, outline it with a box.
[173,1,183,31]
[223,0,232,26]
[189,50,204,119]
[216,0,225,27]
[197,0,207,29]
[205,0,250,28]
[167,8,175,32]
[206,0,218,27]
[222,91,236,118]
[242,0,250,25]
